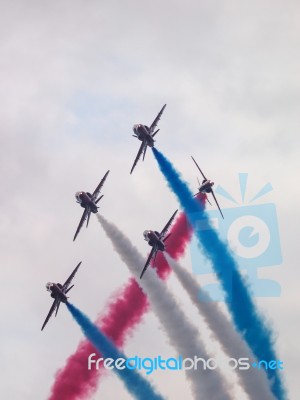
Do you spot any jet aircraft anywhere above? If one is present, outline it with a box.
[191,156,224,219]
[73,170,110,241]
[130,104,166,174]
[41,261,81,331]
[140,209,178,279]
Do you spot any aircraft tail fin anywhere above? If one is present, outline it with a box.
[86,210,92,227]
[55,301,61,317]
[143,145,147,161]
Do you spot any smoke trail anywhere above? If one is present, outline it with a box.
[66,303,164,400]
[49,209,195,400]
[152,147,285,400]
[164,253,275,400]
[97,214,233,400]
[49,279,148,400]
[152,205,194,279]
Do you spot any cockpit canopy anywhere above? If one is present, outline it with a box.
[133,124,141,132]
[46,282,53,292]
[75,192,83,203]
[143,230,151,240]
[202,179,214,186]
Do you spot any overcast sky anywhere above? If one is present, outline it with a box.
[0,1,299,399]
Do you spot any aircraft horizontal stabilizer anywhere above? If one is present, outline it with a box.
[163,233,171,242]
[66,285,74,294]
[95,195,104,204]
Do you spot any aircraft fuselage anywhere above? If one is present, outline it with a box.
[144,230,165,251]
[199,180,214,194]
[75,192,98,213]
[46,283,68,303]
[133,124,155,147]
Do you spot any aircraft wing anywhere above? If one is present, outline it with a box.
[160,209,178,239]
[41,297,60,331]
[73,207,90,241]
[130,140,146,174]
[149,104,166,135]
[91,170,110,201]
[140,246,157,279]
[62,261,82,291]
[191,156,207,180]
[211,190,224,219]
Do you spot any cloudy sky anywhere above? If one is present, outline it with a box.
[0,1,299,399]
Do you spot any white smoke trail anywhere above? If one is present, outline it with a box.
[164,253,275,400]
[97,214,233,400]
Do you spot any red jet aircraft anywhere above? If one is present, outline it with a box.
[191,156,224,219]
[41,261,81,331]
[73,170,110,241]
[130,104,166,174]
[140,209,178,279]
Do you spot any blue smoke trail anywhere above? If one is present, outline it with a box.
[152,148,285,400]
[66,303,164,400]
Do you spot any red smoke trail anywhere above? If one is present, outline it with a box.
[49,279,148,400]
[153,208,192,280]
[49,196,204,400]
